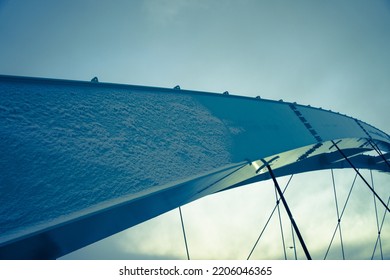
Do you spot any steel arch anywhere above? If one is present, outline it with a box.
[0,75,389,259]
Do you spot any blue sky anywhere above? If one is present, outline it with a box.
[1,0,390,259]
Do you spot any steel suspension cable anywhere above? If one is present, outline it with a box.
[267,165,312,260]
[368,139,390,171]
[179,161,248,260]
[331,140,390,213]
[247,174,294,260]
[331,169,345,259]
[370,170,384,259]
[368,139,389,259]
[371,195,390,259]
[274,185,287,260]
[290,223,298,260]
[324,172,358,259]
[179,206,190,260]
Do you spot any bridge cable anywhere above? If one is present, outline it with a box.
[371,195,390,259]
[266,165,312,260]
[324,172,358,259]
[183,161,248,260]
[290,223,298,260]
[331,169,345,260]
[331,140,390,213]
[368,139,390,171]
[274,184,287,260]
[179,206,190,260]
[247,174,293,260]
[370,170,384,260]
[368,139,389,259]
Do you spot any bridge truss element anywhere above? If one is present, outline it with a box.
[0,75,389,259]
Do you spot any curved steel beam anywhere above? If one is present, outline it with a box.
[0,75,389,259]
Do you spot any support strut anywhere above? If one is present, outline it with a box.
[266,165,312,260]
[331,140,390,213]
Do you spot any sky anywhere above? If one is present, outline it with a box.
[0,0,390,259]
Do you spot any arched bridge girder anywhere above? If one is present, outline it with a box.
[0,75,389,259]
[223,140,390,193]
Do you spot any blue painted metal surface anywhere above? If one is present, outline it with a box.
[0,75,389,259]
